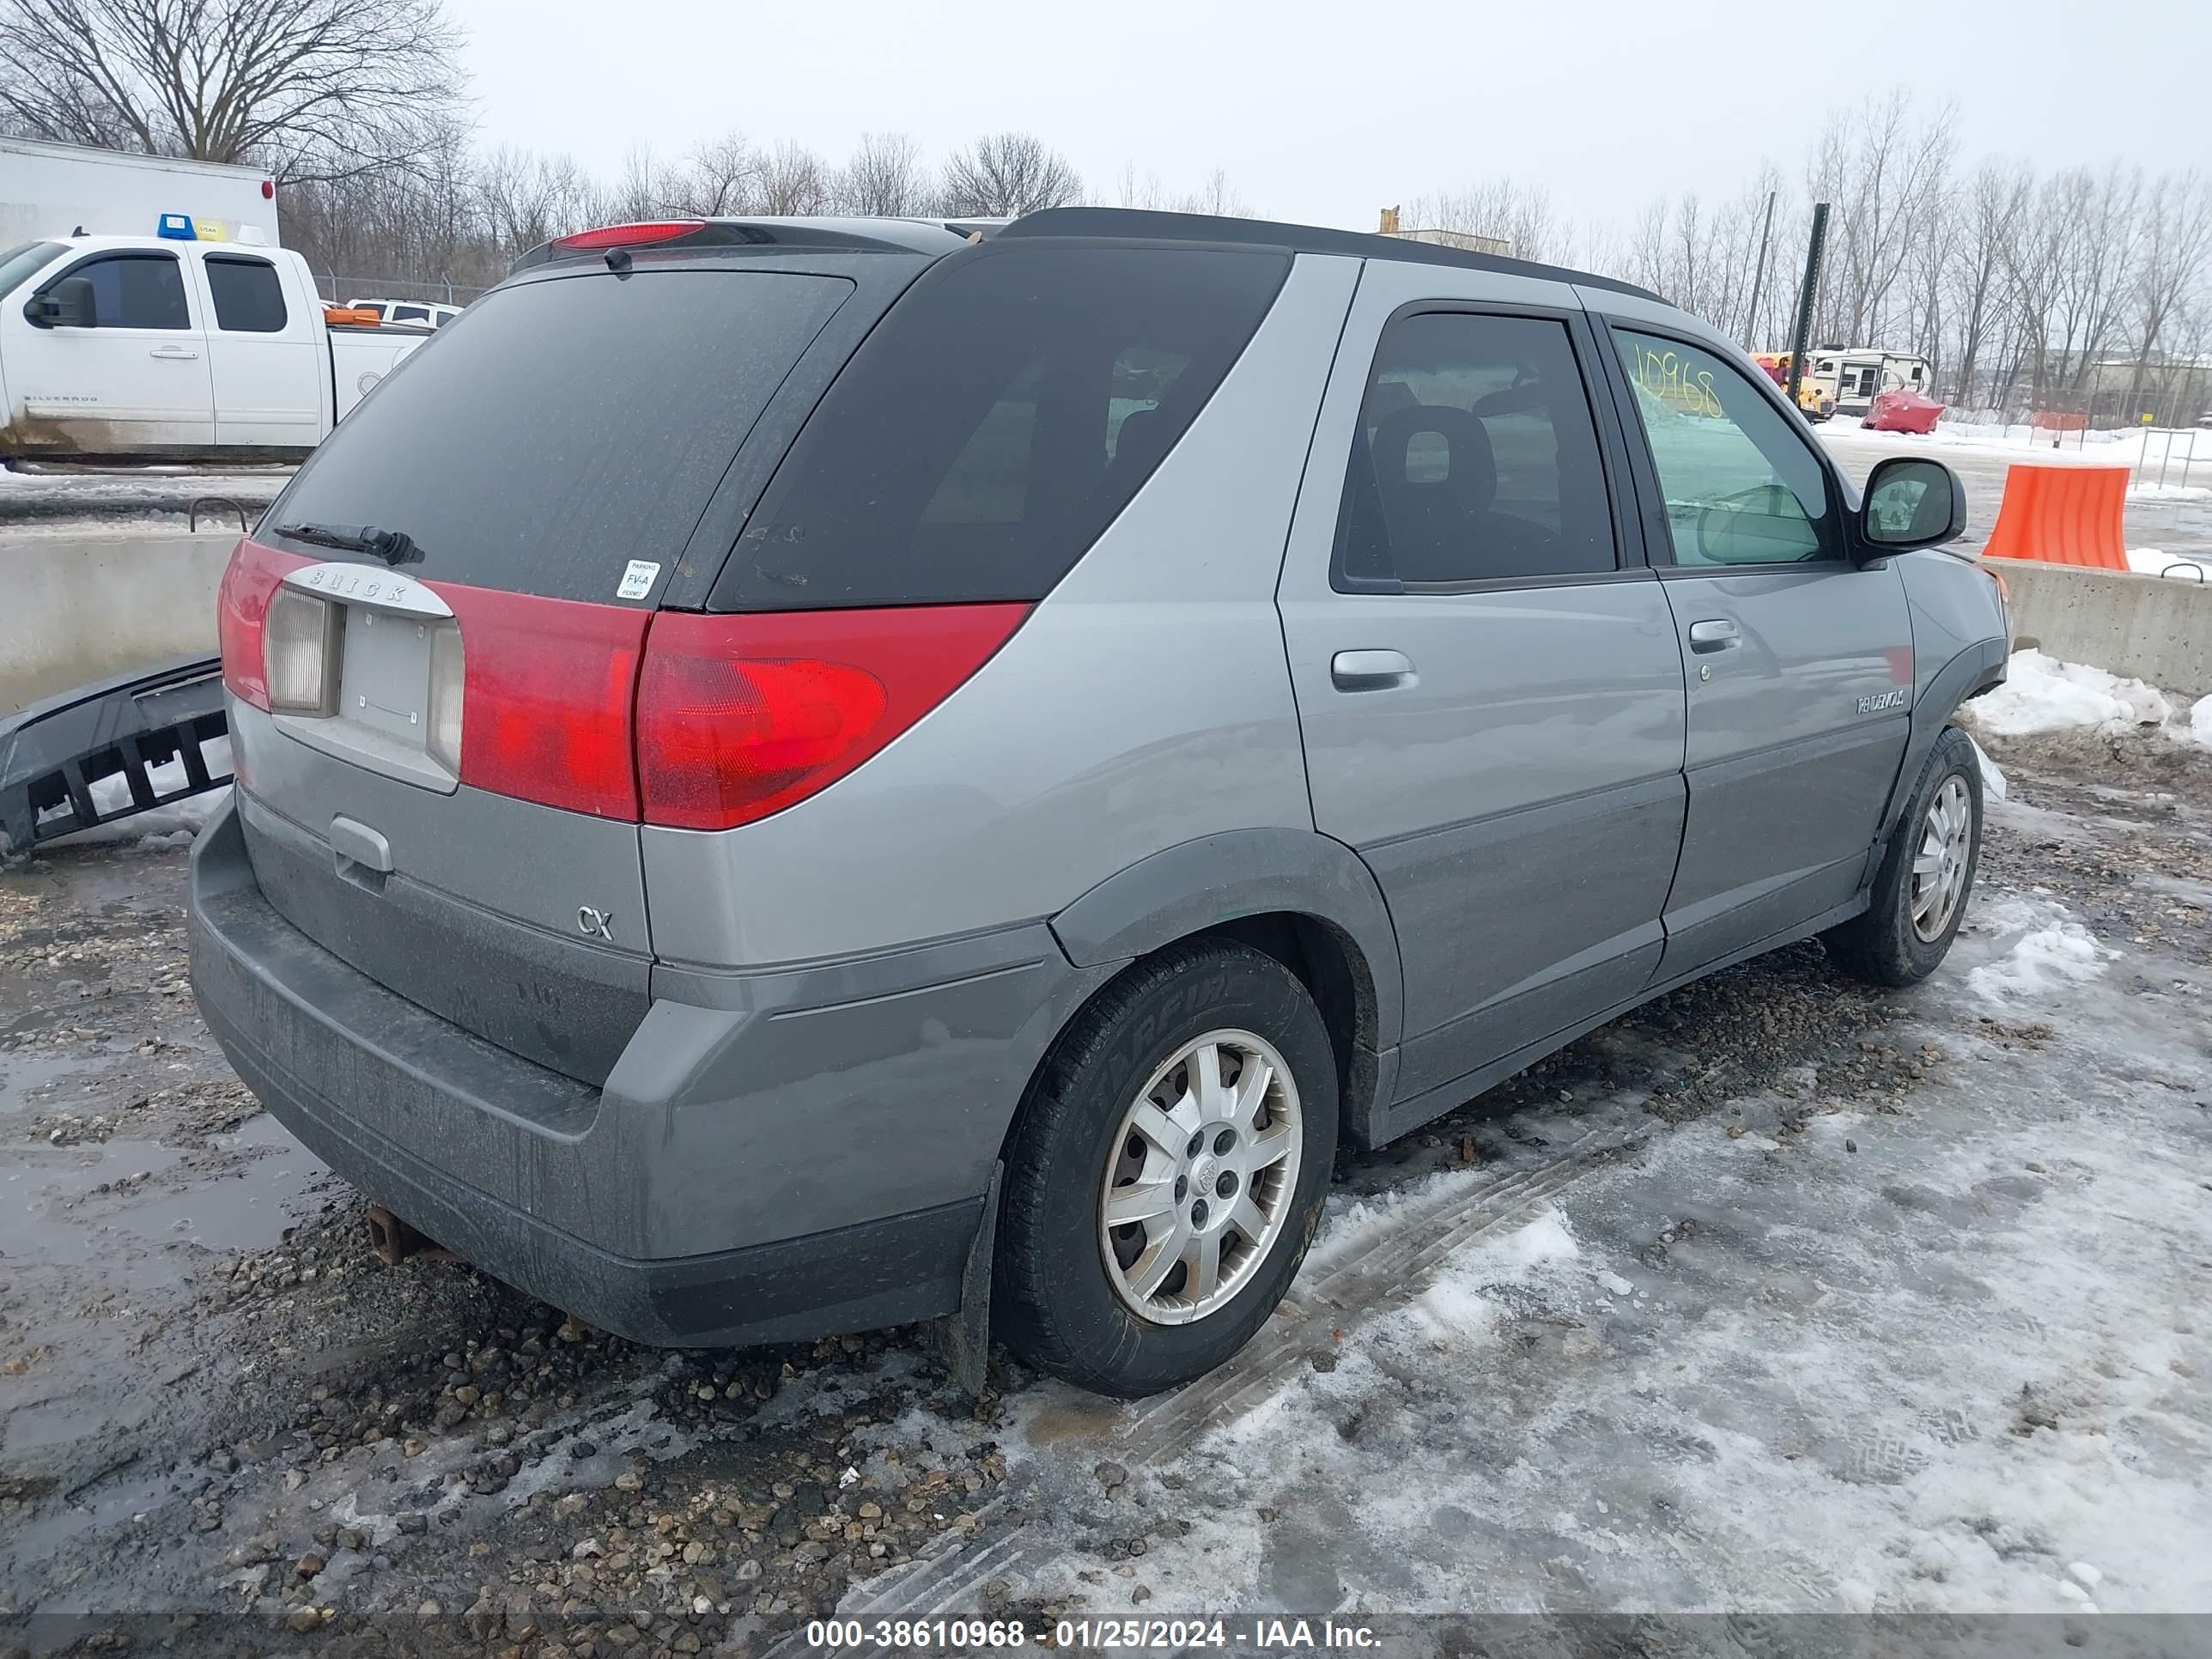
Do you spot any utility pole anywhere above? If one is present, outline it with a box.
[1784,202,1830,413]
[1741,189,1777,349]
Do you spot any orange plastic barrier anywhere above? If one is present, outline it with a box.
[1978,464,2130,571]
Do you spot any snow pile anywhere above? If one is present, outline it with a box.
[2127,480,2211,503]
[2185,696,2212,749]
[1967,896,2116,1005]
[1964,649,2171,738]
[2126,546,2210,579]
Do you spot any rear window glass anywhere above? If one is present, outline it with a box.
[713,245,1289,611]
[269,270,852,601]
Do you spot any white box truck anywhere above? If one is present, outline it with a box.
[1,137,277,247]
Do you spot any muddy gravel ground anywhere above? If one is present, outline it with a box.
[0,723,2207,1657]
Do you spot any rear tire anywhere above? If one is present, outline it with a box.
[994,940,1338,1398]
[1824,724,1983,988]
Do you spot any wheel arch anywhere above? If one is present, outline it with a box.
[1874,635,2007,851]
[1037,830,1404,1147]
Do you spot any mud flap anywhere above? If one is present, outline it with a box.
[927,1159,1001,1397]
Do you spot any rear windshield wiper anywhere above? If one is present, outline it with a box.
[273,520,423,567]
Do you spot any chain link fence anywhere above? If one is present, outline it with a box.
[306,271,491,308]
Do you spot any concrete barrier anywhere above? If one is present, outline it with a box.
[1985,555,2212,698]
[1,531,236,716]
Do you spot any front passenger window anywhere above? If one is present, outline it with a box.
[1613,329,1837,566]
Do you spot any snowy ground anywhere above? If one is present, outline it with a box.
[2,660,2208,1656]
[921,911,2209,1624]
[0,467,286,531]
[2127,546,2210,580]
[1816,428,2209,562]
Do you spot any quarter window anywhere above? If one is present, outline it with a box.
[205,256,288,332]
[67,253,190,330]
[1334,311,1616,587]
[716,246,1288,611]
[1613,329,1837,566]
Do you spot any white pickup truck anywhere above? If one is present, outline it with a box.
[0,232,429,465]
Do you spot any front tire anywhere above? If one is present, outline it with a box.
[1824,724,1984,987]
[994,940,1338,1398]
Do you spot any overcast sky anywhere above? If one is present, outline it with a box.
[459,0,2205,231]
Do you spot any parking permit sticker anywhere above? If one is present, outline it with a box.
[616,560,660,600]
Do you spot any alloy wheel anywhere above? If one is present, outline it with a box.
[1097,1029,1303,1325]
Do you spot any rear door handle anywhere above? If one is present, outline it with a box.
[1330,648,1415,690]
[1687,619,1741,653]
[149,345,200,361]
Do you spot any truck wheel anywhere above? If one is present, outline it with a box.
[1824,725,1984,988]
[994,940,1338,1398]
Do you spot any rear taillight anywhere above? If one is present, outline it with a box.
[433,584,648,819]
[636,605,1029,830]
[216,540,311,710]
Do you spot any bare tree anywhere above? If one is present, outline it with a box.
[1116,163,1255,217]
[1806,91,1957,347]
[1406,179,1558,261]
[757,142,831,216]
[2123,171,2212,416]
[668,132,762,216]
[836,131,927,216]
[0,0,466,181]
[1942,160,2029,404]
[939,132,1081,218]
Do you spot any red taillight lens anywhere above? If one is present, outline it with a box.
[552,220,704,252]
[637,605,1029,830]
[216,539,311,711]
[432,583,648,819]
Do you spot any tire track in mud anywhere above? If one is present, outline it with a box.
[800,1119,1652,1636]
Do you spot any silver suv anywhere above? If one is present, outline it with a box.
[189,209,2007,1397]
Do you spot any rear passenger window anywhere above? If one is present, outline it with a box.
[205,256,287,332]
[67,253,190,330]
[715,246,1288,611]
[1334,312,1616,588]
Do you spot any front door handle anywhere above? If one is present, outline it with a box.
[149,345,200,361]
[1330,648,1415,690]
[1687,619,1741,653]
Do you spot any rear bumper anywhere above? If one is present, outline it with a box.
[188,799,1088,1346]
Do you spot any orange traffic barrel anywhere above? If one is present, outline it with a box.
[1978,464,2130,571]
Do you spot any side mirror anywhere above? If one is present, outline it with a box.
[1858,455,1964,555]
[27,274,97,329]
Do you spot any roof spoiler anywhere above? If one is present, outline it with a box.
[999,207,1662,301]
